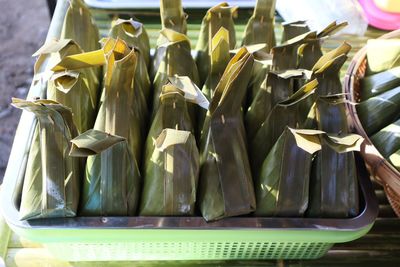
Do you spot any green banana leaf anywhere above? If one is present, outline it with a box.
[250,79,318,179]
[199,47,255,221]
[366,39,400,74]
[307,96,362,218]
[109,19,151,104]
[160,0,187,34]
[33,39,99,134]
[231,44,272,109]
[357,85,400,135]
[271,31,317,70]
[312,42,351,95]
[195,2,237,85]
[61,0,100,53]
[255,128,324,216]
[370,117,400,158]
[242,0,276,51]
[140,128,199,216]
[361,66,400,101]
[109,18,151,69]
[152,29,199,117]
[245,69,312,141]
[51,38,149,163]
[12,98,80,220]
[70,129,141,216]
[297,22,348,70]
[308,134,363,218]
[281,20,310,43]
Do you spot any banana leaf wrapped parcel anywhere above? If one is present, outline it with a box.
[70,130,140,216]
[109,19,151,104]
[281,20,310,43]
[195,2,237,85]
[307,95,363,218]
[360,66,400,101]
[311,42,351,95]
[245,69,312,140]
[242,0,276,51]
[33,39,99,134]
[271,31,316,70]
[152,29,199,115]
[297,21,348,70]
[109,18,151,69]
[250,79,318,179]
[56,38,145,216]
[12,98,80,220]
[357,86,400,135]
[199,47,255,221]
[61,0,100,53]
[160,0,187,34]
[255,128,323,216]
[140,129,199,216]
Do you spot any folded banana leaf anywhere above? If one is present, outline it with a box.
[361,66,400,101]
[140,128,199,216]
[366,39,400,74]
[61,0,100,52]
[245,69,312,140]
[271,31,317,70]
[152,29,199,116]
[312,42,351,95]
[242,0,276,51]
[52,38,149,162]
[160,0,187,34]
[195,2,237,85]
[109,18,151,68]
[370,118,400,158]
[298,21,348,70]
[199,47,255,221]
[306,95,362,218]
[109,19,151,104]
[202,27,231,100]
[308,134,363,218]
[255,128,324,216]
[231,44,272,108]
[281,20,310,43]
[250,79,318,179]
[70,129,140,216]
[357,85,400,135]
[33,39,99,134]
[12,98,80,220]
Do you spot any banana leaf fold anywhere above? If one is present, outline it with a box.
[33,39,99,133]
[152,29,199,116]
[281,20,310,43]
[140,128,199,216]
[70,129,140,216]
[366,39,400,74]
[371,117,400,159]
[242,0,276,51]
[361,66,400,101]
[12,98,80,220]
[357,86,400,135]
[250,79,318,179]
[199,47,255,221]
[195,2,237,85]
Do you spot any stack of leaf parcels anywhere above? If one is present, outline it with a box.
[357,39,400,170]
[16,0,366,222]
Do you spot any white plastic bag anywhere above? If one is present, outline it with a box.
[276,0,368,36]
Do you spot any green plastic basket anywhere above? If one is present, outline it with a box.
[0,0,378,261]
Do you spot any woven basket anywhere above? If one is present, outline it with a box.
[345,29,400,216]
